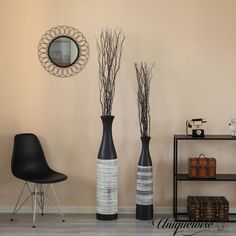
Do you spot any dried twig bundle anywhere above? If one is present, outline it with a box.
[97,28,125,116]
[135,62,154,137]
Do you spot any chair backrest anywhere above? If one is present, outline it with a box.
[11,133,50,179]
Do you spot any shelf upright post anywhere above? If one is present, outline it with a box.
[173,136,178,220]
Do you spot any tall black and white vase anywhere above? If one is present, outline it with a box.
[96,115,118,220]
[136,136,153,220]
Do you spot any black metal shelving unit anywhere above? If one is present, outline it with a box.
[173,134,236,222]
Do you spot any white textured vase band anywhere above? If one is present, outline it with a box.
[96,159,118,215]
[136,165,153,205]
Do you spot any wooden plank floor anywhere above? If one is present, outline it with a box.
[0,214,235,235]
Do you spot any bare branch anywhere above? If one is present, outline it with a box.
[134,62,154,137]
[97,28,125,116]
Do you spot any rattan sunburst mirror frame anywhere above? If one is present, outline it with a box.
[38,26,89,78]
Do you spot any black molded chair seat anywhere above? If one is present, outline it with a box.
[11,133,68,184]
[15,170,67,184]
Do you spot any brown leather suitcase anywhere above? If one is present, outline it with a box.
[188,153,216,178]
[187,196,229,221]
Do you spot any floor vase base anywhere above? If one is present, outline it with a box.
[136,204,153,220]
[96,213,118,221]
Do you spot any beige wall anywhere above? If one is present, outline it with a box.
[1,0,236,211]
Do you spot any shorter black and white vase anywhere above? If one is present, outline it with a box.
[136,136,153,220]
[96,115,118,220]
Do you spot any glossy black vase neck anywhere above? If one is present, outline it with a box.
[101,115,114,127]
[141,136,151,145]
[138,136,152,166]
[98,115,117,160]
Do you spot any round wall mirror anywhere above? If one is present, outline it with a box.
[38,26,89,77]
[48,36,79,67]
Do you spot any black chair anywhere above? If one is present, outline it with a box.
[11,133,67,227]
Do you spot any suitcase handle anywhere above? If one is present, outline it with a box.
[198,153,206,159]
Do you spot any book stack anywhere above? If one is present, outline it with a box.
[187,196,229,221]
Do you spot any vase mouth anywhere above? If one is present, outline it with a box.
[100,115,115,118]
[141,135,151,138]
[141,136,151,141]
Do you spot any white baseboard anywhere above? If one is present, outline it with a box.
[0,206,182,214]
[2,206,235,215]
[0,206,170,214]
